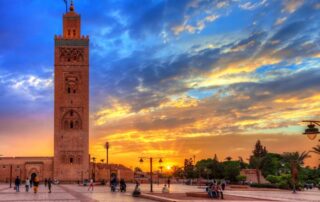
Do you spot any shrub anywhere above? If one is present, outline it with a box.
[266,175,281,184]
[236,175,246,182]
[277,181,289,189]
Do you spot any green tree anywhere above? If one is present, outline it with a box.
[222,161,240,182]
[238,156,249,169]
[195,157,224,179]
[209,156,224,179]
[261,153,283,177]
[184,158,196,179]
[282,151,310,193]
[236,175,247,183]
[251,156,264,184]
[252,140,267,157]
[196,159,214,179]
[172,166,184,179]
[249,140,268,184]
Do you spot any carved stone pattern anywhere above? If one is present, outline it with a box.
[59,47,84,63]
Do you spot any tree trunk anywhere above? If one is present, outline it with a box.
[291,165,298,193]
[256,169,261,184]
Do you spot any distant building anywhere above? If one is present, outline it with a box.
[0,2,133,183]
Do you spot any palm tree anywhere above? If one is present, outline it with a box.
[225,156,232,161]
[282,151,310,193]
[311,145,320,155]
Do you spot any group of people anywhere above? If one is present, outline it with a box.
[14,176,52,194]
[86,177,127,193]
[110,177,127,192]
[206,182,224,199]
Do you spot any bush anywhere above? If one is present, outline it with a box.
[266,175,281,184]
[236,175,246,182]
[277,181,289,189]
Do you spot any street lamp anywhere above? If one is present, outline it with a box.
[139,157,163,192]
[302,120,320,141]
[105,142,110,165]
[92,157,96,182]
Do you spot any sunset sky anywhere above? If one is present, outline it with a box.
[0,0,320,170]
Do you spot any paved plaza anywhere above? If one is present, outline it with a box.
[0,183,319,202]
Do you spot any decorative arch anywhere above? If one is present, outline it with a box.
[27,168,40,179]
[65,74,79,94]
[61,110,82,130]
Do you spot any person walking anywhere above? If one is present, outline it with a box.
[88,178,94,191]
[216,182,224,199]
[221,179,226,190]
[25,178,30,192]
[44,178,48,187]
[48,178,52,193]
[167,178,171,188]
[30,178,33,188]
[14,176,21,192]
[33,176,39,194]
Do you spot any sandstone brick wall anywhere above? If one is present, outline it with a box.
[90,163,134,182]
[0,157,53,182]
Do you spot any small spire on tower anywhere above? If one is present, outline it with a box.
[70,0,74,12]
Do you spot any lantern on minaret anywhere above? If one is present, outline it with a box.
[105,142,110,165]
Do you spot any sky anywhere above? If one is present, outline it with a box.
[0,0,320,170]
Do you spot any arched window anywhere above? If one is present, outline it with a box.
[70,157,73,164]
[73,29,76,36]
[65,75,79,94]
[61,110,82,130]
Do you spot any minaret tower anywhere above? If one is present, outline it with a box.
[54,1,89,182]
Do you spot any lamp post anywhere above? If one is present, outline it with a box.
[92,157,96,182]
[139,157,163,192]
[302,120,320,141]
[9,164,12,188]
[105,142,110,165]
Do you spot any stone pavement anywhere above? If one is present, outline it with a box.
[0,183,319,202]
[224,189,320,202]
[0,183,152,202]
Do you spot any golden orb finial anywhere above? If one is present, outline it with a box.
[70,0,74,12]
